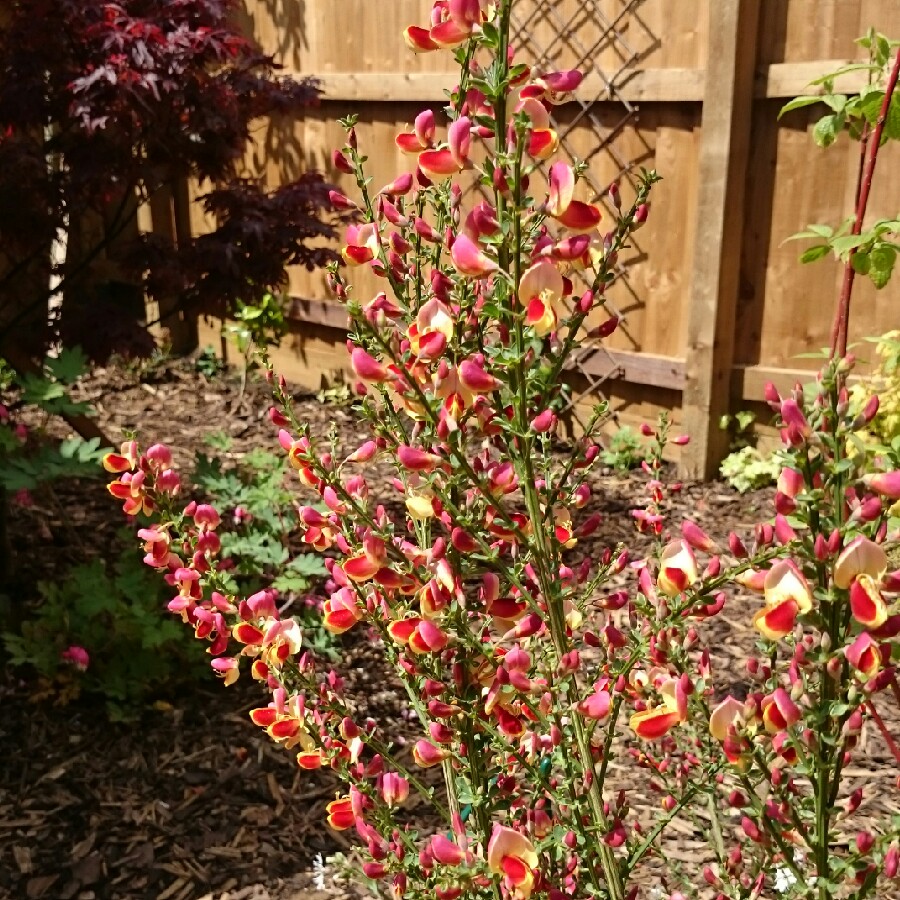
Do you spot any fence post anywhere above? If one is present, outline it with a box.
[679,0,760,480]
[146,181,199,355]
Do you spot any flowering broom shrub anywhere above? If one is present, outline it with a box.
[104,7,900,899]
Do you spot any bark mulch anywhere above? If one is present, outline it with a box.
[2,357,899,899]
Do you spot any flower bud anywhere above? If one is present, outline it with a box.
[332,149,355,174]
[857,831,875,856]
[728,532,748,558]
[741,817,763,843]
[885,844,900,878]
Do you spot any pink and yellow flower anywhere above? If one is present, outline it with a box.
[487,825,539,899]
[834,535,888,589]
[514,96,558,159]
[752,560,813,641]
[545,162,602,232]
[849,574,889,628]
[657,539,699,597]
[518,260,570,337]
[630,675,688,740]
[761,688,801,734]
[408,297,455,359]
[846,631,885,679]
[395,109,436,154]
[342,222,379,266]
[419,116,473,179]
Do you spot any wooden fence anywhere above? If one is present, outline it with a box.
[188,0,900,478]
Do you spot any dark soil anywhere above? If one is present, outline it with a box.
[2,358,898,900]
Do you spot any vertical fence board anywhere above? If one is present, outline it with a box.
[680,0,760,479]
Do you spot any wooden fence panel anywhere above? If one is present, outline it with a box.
[184,0,900,473]
[758,1,900,64]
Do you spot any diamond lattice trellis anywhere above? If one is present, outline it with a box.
[508,0,655,429]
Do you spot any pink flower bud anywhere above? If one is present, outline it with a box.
[885,844,899,878]
[458,357,501,393]
[681,519,716,553]
[60,645,90,671]
[430,834,466,866]
[741,816,763,843]
[268,407,289,427]
[864,470,900,500]
[350,347,390,383]
[755,523,774,546]
[857,831,875,856]
[379,172,414,197]
[363,862,387,879]
[531,408,557,433]
[329,189,357,210]
[413,740,450,768]
[728,532,748,558]
[859,394,879,425]
[397,444,441,472]
[774,514,797,545]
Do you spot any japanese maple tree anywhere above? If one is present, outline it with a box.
[0,0,339,363]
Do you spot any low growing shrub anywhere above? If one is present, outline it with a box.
[2,532,206,720]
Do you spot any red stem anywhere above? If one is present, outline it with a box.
[891,673,900,708]
[866,698,900,768]
[830,47,900,360]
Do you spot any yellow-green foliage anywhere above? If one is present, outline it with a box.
[850,331,900,453]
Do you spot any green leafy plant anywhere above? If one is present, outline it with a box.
[227,292,290,372]
[195,345,226,379]
[781,30,900,292]
[2,534,206,720]
[0,348,108,494]
[718,410,781,492]
[316,382,353,407]
[599,425,643,471]
[849,330,900,454]
[193,434,330,652]
[718,444,781,493]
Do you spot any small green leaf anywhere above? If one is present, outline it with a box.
[799,244,830,264]
[807,223,836,238]
[830,233,868,257]
[886,94,900,141]
[812,113,839,148]
[851,251,871,274]
[869,244,897,289]
[860,89,886,125]
[778,95,823,118]
[45,347,89,384]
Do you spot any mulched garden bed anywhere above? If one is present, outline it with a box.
[2,357,899,899]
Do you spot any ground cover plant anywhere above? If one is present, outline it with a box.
[100,9,900,900]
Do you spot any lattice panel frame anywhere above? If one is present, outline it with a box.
[508,0,654,429]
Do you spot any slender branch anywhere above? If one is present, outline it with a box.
[831,46,900,359]
[866,698,900,767]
